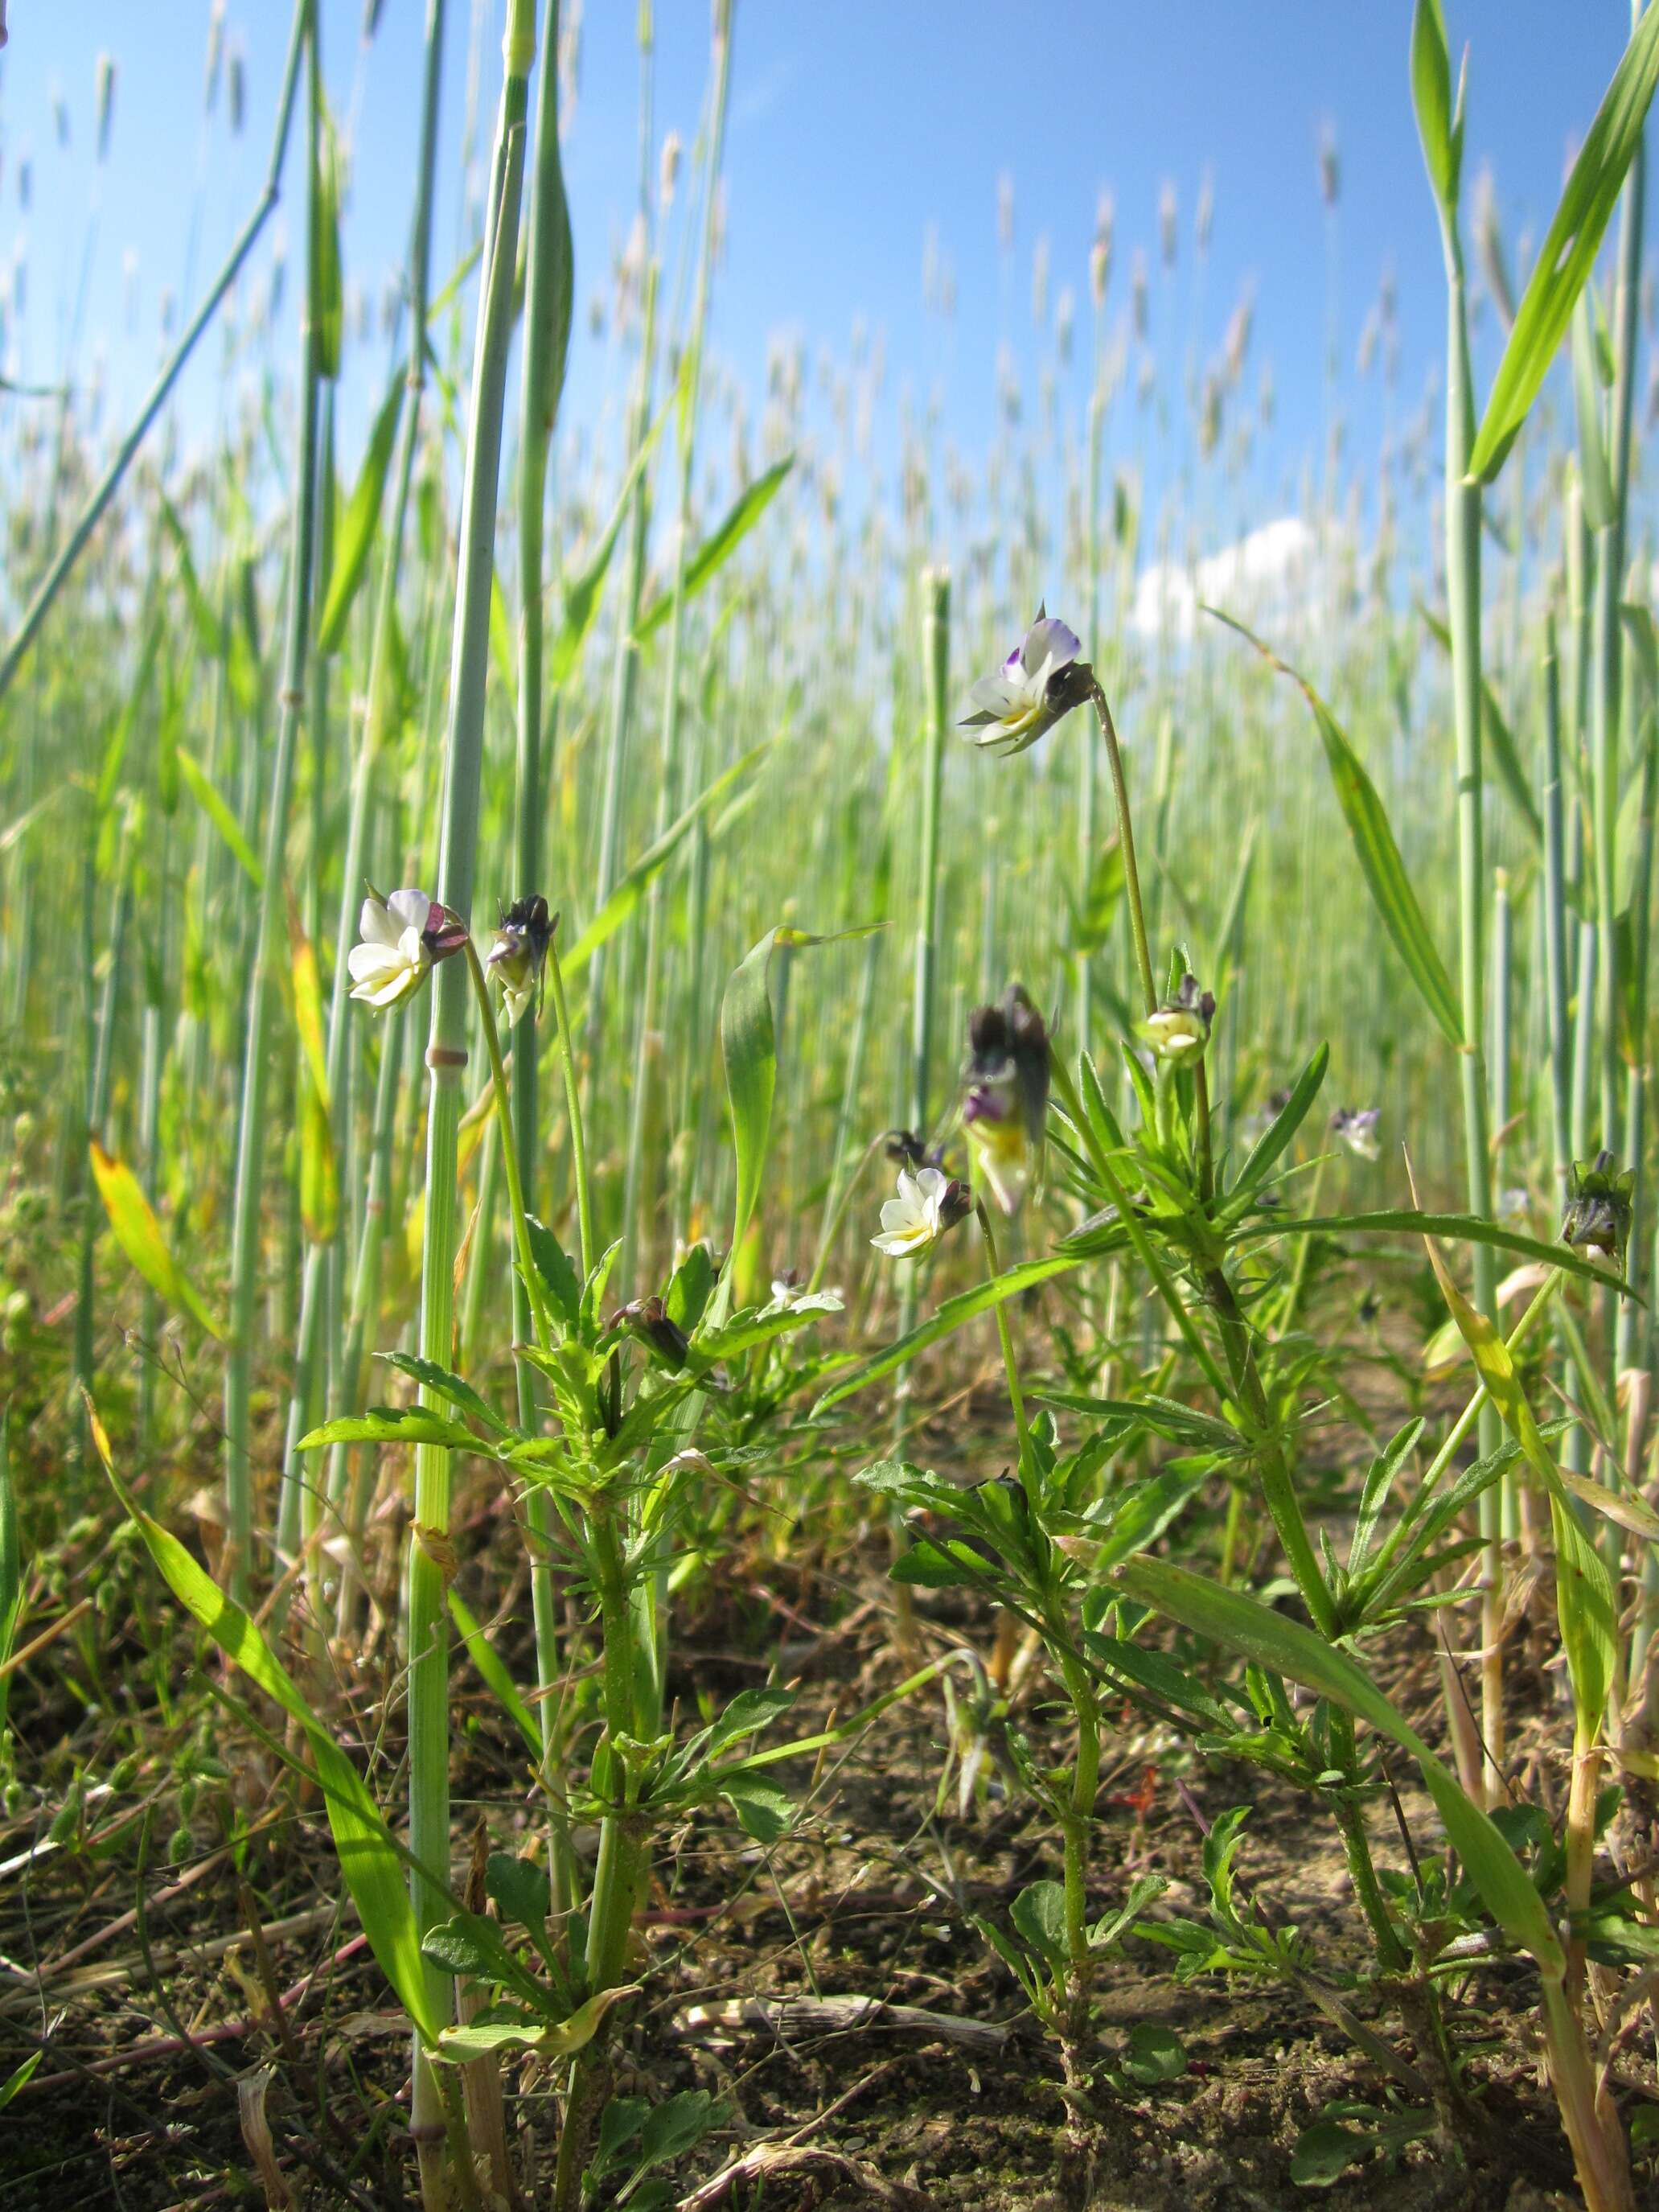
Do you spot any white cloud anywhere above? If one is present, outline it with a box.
[1128,515,1328,644]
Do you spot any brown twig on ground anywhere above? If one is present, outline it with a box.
[671,1992,1012,2056]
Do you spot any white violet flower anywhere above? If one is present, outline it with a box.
[871,1166,971,1259]
[959,605,1091,756]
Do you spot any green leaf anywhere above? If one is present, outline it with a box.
[721,927,785,1261]
[1411,0,1462,221]
[1123,2021,1186,2086]
[436,1985,634,2062]
[1209,612,1463,1047]
[719,921,881,1260]
[89,1142,224,1338]
[706,1686,795,1758]
[561,742,772,980]
[1416,1223,1616,1737]
[1093,1466,1211,1574]
[692,1298,840,1365]
[160,495,224,660]
[1033,1391,1243,1455]
[524,1214,582,1330]
[596,2096,649,2169]
[634,458,793,641]
[1228,1208,1634,1297]
[296,1407,487,1453]
[1571,294,1616,529]
[91,1411,443,2043]
[890,1536,996,1590]
[548,413,666,687]
[1291,2119,1382,2189]
[1418,603,1544,845]
[639,2089,717,2169]
[1349,1420,1425,1577]
[1071,833,1124,954]
[1468,2,1659,480]
[721,1774,794,1844]
[310,97,345,381]
[1011,1881,1069,1972]
[1115,1555,1564,1978]
[0,2051,41,2111]
[317,364,404,652]
[176,747,263,888]
[813,1256,1079,1415]
[421,1916,518,1983]
[434,2016,547,2058]
[1223,1043,1328,1214]
[665,1242,719,1338]
[485,1851,552,1930]
[383,1352,509,1437]
[450,1589,543,1764]
[298,1062,339,1245]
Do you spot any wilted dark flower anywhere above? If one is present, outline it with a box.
[612,1295,690,1370]
[348,886,468,1009]
[884,1128,945,1172]
[963,985,1050,1214]
[959,606,1096,756]
[487,894,554,1026]
[1330,1106,1381,1162]
[1561,1151,1635,1264]
[1143,973,1215,1065]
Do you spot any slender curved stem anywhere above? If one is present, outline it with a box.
[462,937,552,1351]
[1090,680,1156,1019]
[974,1196,1030,1467]
[546,931,593,1278]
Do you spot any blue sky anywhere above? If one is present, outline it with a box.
[0,3,1642,558]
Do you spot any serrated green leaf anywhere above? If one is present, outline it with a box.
[296,1407,487,1453]
[383,1352,509,1436]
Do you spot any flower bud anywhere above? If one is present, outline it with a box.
[1561,1150,1634,1264]
[613,1296,690,1370]
[487,894,554,1026]
[1143,974,1215,1065]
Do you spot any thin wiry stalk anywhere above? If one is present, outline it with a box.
[223,2,324,1605]
[1430,120,1504,1797]
[277,0,448,1575]
[623,0,733,1281]
[406,6,535,2192]
[514,0,574,1854]
[585,13,658,1071]
[0,2,310,707]
[888,568,951,1644]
